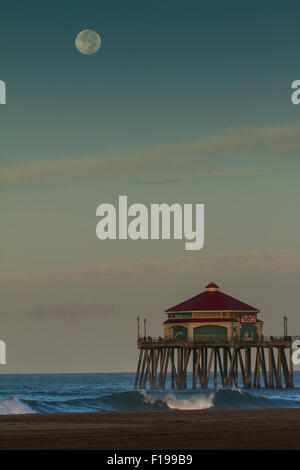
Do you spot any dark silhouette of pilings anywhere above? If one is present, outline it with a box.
[134,338,294,390]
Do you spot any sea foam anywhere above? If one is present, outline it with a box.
[0,397,36,415]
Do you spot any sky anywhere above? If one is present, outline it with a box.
[1,0,300,373]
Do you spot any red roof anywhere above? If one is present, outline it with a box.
[165,283,259,313]
[164,318,262,324]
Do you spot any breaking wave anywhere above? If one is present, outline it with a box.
[3,388,300,415]
[0,397,36,415]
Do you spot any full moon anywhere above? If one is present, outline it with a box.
[75,29,101,55]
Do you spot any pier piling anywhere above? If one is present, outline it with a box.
[135,338,294,390]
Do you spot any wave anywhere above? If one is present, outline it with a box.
[0,397,36,415]
[100,388,300,411]
[2,388,300,415]
[142,391,214,410]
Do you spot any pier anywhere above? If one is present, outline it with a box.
[135,337,294,390]
[134,282,296,390]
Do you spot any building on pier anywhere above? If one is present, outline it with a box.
[164,282,263,342]
[135,282,294,389]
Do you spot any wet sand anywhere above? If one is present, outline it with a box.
[0,408,300,450]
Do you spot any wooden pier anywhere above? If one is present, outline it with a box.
[134,337,294,390]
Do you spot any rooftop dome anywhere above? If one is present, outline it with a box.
[205,282,219,291]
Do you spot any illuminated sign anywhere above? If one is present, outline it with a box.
[240,315,256,324]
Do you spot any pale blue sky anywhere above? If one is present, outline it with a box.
[1,0,300,372]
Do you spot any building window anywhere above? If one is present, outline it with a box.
[243,331,253,338]
[168,313,192,319]
[194,325,227,340]
[173,326,188,339]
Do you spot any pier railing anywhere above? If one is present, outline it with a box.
[138,335,295,345]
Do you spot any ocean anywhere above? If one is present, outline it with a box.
[0,372,300,415]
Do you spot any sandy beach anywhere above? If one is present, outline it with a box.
[0,408,299,450]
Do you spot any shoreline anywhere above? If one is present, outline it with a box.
[0,408,300,450]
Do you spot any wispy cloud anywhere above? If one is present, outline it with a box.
[1,122,300,189]
[30,301,117,318]
[1,249,300,285]
[132,166,294,185]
